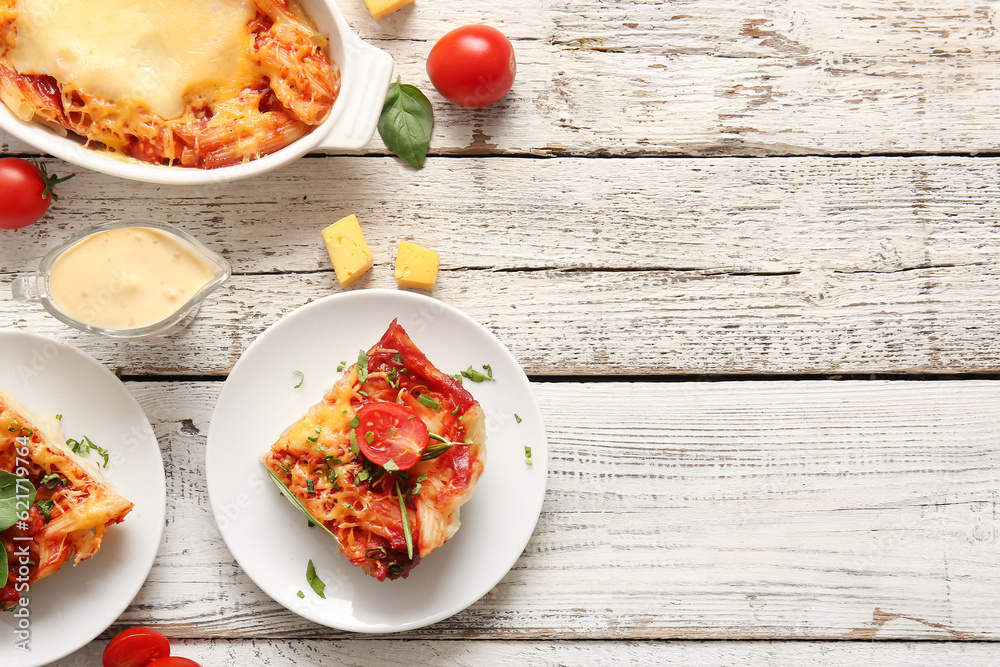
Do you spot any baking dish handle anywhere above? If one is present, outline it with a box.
[317,37,394,151]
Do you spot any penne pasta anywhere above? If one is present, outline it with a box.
[0,0,339,168]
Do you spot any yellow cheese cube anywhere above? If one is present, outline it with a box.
[364,0,414,21]
[322,215,373,288]
[394,241,439,290]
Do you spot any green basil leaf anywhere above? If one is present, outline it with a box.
[0,470,36,532]
[0,546,6,588]
[377,77,434,170]
[306,559,326,599]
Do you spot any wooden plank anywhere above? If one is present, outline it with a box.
[6,264,1000,377]
[52,639,1000,667]
[100,380,1000,640]
[5,265,1000,376]
[4,1,1000,158]
[4,156,1000,376]
[7,155,1000,275]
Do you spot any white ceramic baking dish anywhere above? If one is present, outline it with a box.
[0,0,393,184]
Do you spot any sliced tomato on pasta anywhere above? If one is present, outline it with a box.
[354,402,428,471]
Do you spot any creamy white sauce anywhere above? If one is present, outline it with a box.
[49,228,216,330]
[9,0,256,119]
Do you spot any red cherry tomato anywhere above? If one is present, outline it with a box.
[426,25,516,107]
[355,402,428,470]
[146,658,202,667]
[0,157,74,229]
[102,627,170,667]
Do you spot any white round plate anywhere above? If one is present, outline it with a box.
[206,289,548,633]
[0,330,165,667]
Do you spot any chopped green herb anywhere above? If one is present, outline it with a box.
[460,366,494,383]
[296,590,305,599]
[416,394,440,410]
[364,431,375,445]
[396,480,414,560]
[357,349,370,383]
[366,546,387,559]
[6,420,31,437]
[411,472,428,497]
[114,365,123,379]
[67,435,110,467]
[292,370,304,388]
[306,479,315,494]
[306,560,326,599]
[394,352,404,365]
[422,433,455,461]
[40,473,66,489]
[307,427,322,443]
[383,459,399,472]
[515,414,522,423]
[343,503,354,510]
[390,427,397,436]
[350,431,361,458]
[483,364,494,379]
[337,361,347,372]
[349,414,360,429]
[451,406,460,415]
[36,499,55,521]
[524,446,533,466]
[388,562,403,575]
[55,414,62,421]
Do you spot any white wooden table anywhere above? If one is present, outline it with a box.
[3,1,1000,664]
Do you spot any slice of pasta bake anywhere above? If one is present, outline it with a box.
[262,320,487,581]
[0,388,133,610]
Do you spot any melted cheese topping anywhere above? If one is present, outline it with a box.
[49,227,217,330]
[8,0,256,119]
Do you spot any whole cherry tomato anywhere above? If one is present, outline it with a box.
[426,25,516,107]
[355,401,429,470]
[102,627,170,667]
[146,658,202,667]
[0,157,74,229]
